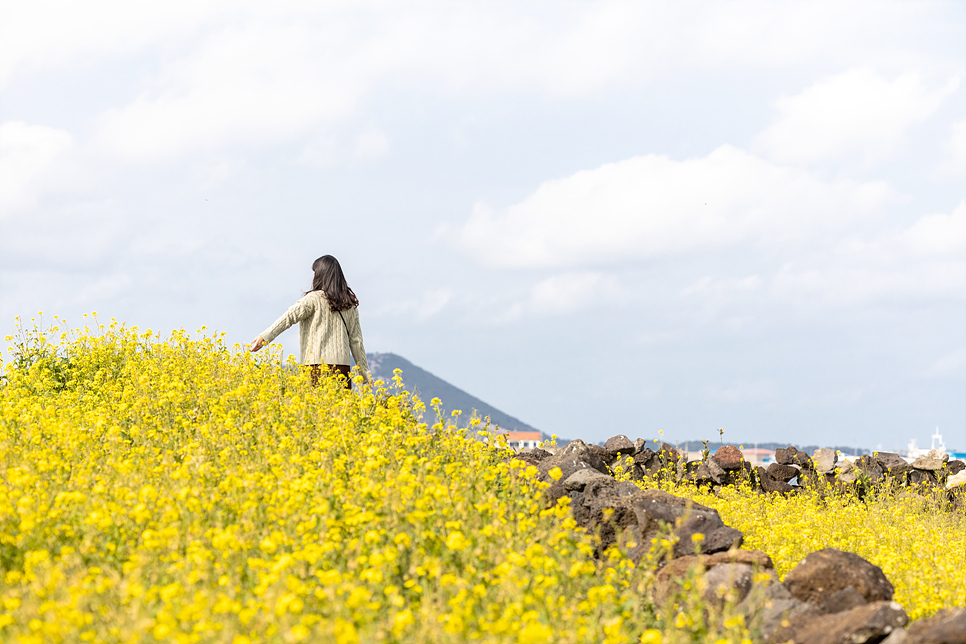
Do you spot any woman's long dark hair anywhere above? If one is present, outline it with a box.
[307,255,359,311]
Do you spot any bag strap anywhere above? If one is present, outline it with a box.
[338,310,350,340]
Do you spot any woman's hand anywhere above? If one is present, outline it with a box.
[250,336,266,352]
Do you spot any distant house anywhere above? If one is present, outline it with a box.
[504,431,543,450]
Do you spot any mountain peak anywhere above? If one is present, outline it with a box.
[367,352,544,436]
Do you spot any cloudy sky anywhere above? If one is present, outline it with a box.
[2,1,964,451]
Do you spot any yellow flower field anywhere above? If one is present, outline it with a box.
[0,317,661,644]
[637,479,966,621]
[1,316,963,643]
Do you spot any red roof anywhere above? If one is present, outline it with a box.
[504,431,542,441]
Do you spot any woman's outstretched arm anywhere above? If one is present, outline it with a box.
[250,297,312,353]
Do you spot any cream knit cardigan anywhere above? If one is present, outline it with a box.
[259,291,372,382]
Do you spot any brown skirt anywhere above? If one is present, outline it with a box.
[308,364,352,389]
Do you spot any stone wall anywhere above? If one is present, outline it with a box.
[518,435,966,498]
[509,437,966,644]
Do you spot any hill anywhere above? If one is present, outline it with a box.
[367,352,546,436]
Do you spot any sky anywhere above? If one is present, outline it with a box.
[1,0,964,452]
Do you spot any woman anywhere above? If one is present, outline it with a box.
[251,255,372,388]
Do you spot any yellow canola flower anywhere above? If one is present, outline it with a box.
[518,622,554,643]
[0,317,960,644]
[640,629,662,644]
[445,531,469,552]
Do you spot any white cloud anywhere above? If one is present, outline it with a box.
[769,201,966,306]
[375,287,454,321]
[459,145,893,269]
[0,0,221,88]
[4,2,947,163]
[947,119,966,176]
[0,269,132,313]
[529,271,622,315]
[684,1,952,71]
[418,288,454,320]
[354,130,389,161]
[753,67,959,166]
[7,1,959,92]
[95,24,372,160]
[921,347,966,380]
[897,200,966,256]
[458,153,962,316]
[0,121,73,216]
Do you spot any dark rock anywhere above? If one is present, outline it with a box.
[741,582,814,642]
[740,459,754,478]
[909,469,937,487]
[604,434,635,455]
[614,481,641,497]
[757,466,793,494]
[686,461,716,486]
[610,454,644,479]
[633,448,655,466]
[706,458,726,485]
[631,490,742,559]
[616,524,646,562]
[628,462,646,480]
[948,486,966,512]
[784,548,894,605]
[511,452,547,468]
[541,481,572,505]
[630,489,712,524]
[797,468,832,493]
[585,443,616,465]
[767,462,800,483]
[522,447,552,461]
[635,445,680,479]
[874,452,908,472]
[874,452,912,482]
[642,459,665,479]
[895,607,966,644]
[562,469,615,492]
[824,471,847,489]
[537,439,610,482]
[776,446,811,467]
[855,455,884,483]
[770,601,908,644]
[563,488,584,508]
[676,516,743,557]
[654,549,773,606]
[948,460,965,476]
[658,443,680,464]
[713,445,744,470]
[889,463,912,481]
[818,586,868,615]
[702,563,755,608]
[569,484,639,552]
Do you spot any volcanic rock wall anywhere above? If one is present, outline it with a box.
[510,437,966,644]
